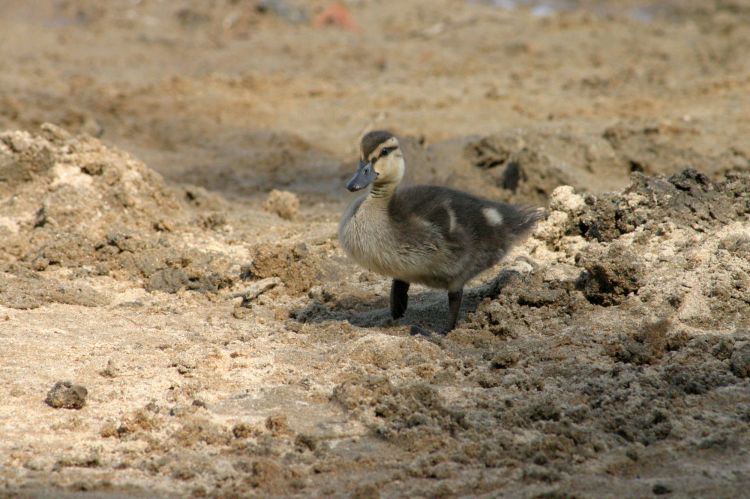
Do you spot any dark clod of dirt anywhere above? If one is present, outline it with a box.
[144,254,233,294]
[352,483,381,499]
[569,169,750,242]
[576,244,642,306]
[730,343,750,378]
[232,423,259,439]
[45,381,87,409]
[294,433,317,451]
[265,414,290,436]
[606,319,670,365]
[491,349,520,369]
[661,361,736,396]
[653,483,672,495]
[147,268,191,293]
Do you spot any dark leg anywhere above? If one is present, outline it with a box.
[446,288,464,331]
[390,279,410,319]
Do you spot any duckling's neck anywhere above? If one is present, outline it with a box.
[368,181,398,201]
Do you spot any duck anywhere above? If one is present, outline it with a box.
[339,130,542,332]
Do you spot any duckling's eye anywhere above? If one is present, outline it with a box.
[380,147,396,158]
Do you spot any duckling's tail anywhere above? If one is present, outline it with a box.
[504,205,546,243]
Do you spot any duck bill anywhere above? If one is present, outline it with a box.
[346,160,377,192]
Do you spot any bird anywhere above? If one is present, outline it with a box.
[339,130,542,332]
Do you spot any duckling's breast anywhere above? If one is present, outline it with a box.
[339,202,400,274]
[339,199,453,286]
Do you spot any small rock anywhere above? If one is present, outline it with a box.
[100,421,118,438]
[45,381,87,409]
[263,189,300,220]
[292,242,308,258]
[232,304,253,319]
[265,414,290,435]
[358,271,377,282]
[295,433,317,451]
[256,0,308,24]
[171,356,196,376]
[653,483,672,495]
[232,423,260,439]
[99,359,119,378]
[549,185,586,213]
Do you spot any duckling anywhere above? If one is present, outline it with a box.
[339,130,542,332]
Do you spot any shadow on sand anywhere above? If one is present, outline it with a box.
[290,270,523,334]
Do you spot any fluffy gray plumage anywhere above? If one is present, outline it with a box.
[341,185,540,291]
[339,131,541,331]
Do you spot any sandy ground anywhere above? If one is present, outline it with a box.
[1,0,749,497]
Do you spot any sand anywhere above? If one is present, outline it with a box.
[1,0,749,497]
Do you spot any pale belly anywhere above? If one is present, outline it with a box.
[339,211,453,288]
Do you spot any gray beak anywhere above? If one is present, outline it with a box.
[346,160,378,192]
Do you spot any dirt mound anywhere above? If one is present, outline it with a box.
[527,168,750,327]
[0,125,237,303]
[397,124,737,210]
[450,123,749,207]
[0,269,108,309]
[602,120,749,177]
[461,127,615,205]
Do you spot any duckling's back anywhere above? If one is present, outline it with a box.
[388,185,541,289]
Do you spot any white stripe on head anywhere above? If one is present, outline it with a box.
[369,137,399,162]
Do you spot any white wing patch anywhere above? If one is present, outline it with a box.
[446,205,457,233]
[482,207,504,226]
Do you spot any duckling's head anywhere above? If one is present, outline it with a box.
[347,130,404,192]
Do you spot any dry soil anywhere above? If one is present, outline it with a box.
[1,1,749,497]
